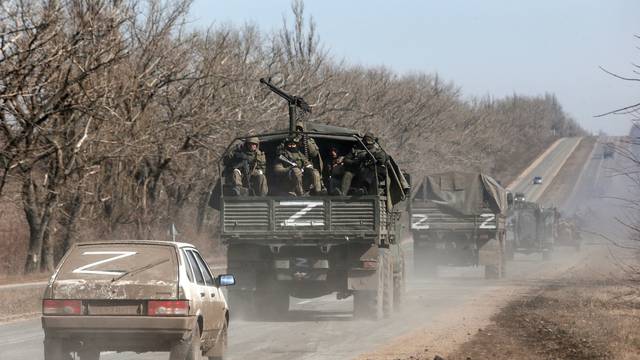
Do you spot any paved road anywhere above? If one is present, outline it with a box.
[510,137,583,202]
[0,136,619,360]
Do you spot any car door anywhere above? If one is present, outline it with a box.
[182,249,215,340]
[191,251,226,335]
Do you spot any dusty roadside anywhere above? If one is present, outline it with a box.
[448,245,639,360]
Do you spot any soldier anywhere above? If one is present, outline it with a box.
[323,146,345,195]
[341,132,388,195]
[274,137,323,196]
[223,137,268,196]
[295,121,323,171]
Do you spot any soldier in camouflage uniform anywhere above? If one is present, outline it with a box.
[341,132,388,195]
[274,137,322,196]
[323,146,345,195]
[223,137,268,196]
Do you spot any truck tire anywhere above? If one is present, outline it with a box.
[484,264,499,279]
[393,258,405,311]
[255,283,289,319]
[44,338,71,360]
[228,289,255,319]
[382,249,394,318]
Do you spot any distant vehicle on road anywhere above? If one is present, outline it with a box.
[603,142,615,159]
[532,176,543,185]
[514,192,526,202]
[42,240,235,360]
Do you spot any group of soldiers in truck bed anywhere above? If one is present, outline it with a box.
[223,122,388,197]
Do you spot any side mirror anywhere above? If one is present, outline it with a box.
[215,274,235,287]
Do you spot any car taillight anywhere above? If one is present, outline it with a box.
[42,300,82,315]
[148,300,189,316]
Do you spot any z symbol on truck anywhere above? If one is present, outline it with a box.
[279,201,324,227]
[479,213,497,229]
[411,214,430,229]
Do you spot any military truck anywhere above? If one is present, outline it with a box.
[410,172,508,278]
[506,201,556,260]
[209,79,411,320]
[603,142,615,159]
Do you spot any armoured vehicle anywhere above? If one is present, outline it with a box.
[209,79,411,320]
[506,201,556,260]
[410,172,508,278]
[42,240,234,360]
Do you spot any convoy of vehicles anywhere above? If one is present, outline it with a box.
[38,77,585,360]
[42,241,234,360]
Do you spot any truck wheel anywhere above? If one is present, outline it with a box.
[255,285,289,319]
[228,289,256,319]
[382,250,394,318]
[484,265,499,279]
[44,338,71,360]
[393,259,406,311]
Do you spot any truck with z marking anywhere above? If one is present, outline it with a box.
[209,78,411,320]
[410,172,508,278]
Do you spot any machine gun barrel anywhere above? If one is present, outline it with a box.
[260,78,311,134]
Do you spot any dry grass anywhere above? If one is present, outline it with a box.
[449,254,640,360]
[0,286,44,322]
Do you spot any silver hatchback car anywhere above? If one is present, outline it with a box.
[42,240,234,360]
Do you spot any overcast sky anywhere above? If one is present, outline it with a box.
[189,0,640,135]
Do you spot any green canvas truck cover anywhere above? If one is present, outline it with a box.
[413,171,507,216]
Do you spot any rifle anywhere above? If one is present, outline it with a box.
[278,154,299,168]
[260,78,311,134]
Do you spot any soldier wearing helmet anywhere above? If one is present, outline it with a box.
[294,120,323,172]
[274,136,323,196]
[340,132,388,195]
[223,136,268,196]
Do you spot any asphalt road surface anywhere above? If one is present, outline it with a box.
[1,136,625,360]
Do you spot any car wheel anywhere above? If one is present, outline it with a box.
[44,338,71,360]
[207,324,227,360]
[170,323,203,360]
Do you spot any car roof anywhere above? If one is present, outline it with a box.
[73,240,196,249]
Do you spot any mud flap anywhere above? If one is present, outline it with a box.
[478,236,505,278]
[348,245,379,291]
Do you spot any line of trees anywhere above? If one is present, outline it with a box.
[0,0,583,274]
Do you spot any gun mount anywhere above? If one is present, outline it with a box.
[260,77,311,134]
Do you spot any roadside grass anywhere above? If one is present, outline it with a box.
[0,286,43,322]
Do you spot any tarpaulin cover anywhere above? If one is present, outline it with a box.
[413,171,507,215]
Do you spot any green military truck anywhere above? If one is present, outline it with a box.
[410,172,508,278]
[507,201,556,260]
[210,79,410,320]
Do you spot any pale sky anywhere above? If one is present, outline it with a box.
[189,0,640,135]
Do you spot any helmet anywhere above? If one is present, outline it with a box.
[363,132,375,145]
[245,137,259,145]
[295,121,305,131]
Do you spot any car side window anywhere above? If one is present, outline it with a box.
[185,250,205,285]
[181,250,194,282]
[192,251,214,287]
